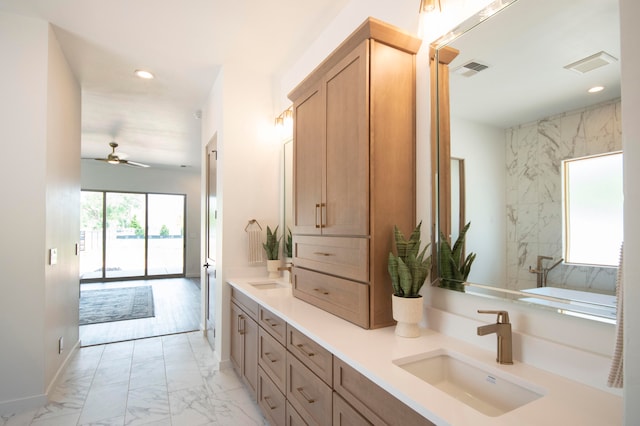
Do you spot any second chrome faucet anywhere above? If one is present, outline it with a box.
[477,310,513,365]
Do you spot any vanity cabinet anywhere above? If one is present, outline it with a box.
[288,17,421,329]
[227,285,434,426]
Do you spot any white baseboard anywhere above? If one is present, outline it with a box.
[0,340,80,417]
[46,339,81,396]
[0,393,47,418]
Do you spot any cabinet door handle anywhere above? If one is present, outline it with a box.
[313,288,330,296]
[296,387,316,404]
[315,204,321,228]
[296,343,315,357]
[264,352,277,363]
[238,315,245,335]
[264,395,277,410]
[313,252,334,256]
[320,203,326,227]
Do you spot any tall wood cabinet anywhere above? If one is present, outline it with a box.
[288,18,421,329]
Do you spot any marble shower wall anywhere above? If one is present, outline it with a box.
[505,99,621,294]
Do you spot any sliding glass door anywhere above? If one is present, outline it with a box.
[80,190,186,281]
[148,193,185,275]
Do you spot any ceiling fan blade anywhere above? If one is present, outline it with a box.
[121,159,150,168]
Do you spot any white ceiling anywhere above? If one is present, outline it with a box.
[0,0,350,169]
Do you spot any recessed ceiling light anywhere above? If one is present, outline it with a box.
[588,86,604,93]
[134,69,155,79]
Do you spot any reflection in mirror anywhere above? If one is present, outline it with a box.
[431,0,621,322]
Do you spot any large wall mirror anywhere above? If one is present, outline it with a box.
[431,0,621,322]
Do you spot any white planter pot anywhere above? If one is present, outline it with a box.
[266,259,281,278]
[392,294,423,338]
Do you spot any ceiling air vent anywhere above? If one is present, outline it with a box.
[564,51,618,74]
[453,60,489,77]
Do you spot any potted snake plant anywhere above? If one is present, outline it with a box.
[263,225,282,278]
[387,221,431,337]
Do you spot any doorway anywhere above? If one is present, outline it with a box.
[204,136,217,344]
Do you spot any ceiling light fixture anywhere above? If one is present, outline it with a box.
[588,86,605,93]
[134,69,155,79]
[419,0,441,13]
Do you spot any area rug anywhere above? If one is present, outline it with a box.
[80,286,155,325]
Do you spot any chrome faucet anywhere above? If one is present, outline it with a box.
[477,310,513,365]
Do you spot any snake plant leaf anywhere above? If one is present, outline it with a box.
[262,225,282,260]
[388,252,401,295]
[388,221,431,297]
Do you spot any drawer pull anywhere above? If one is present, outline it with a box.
[313,252,334,256]
[264,352,277,363]
[263,395,277,410]
[264,318,279,327]
[296,387,316,404]
[296,343,315,357]
[313,288,330,296]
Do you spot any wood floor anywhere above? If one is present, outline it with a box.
[80,278,201,346]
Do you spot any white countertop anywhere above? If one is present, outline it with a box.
[228,277,622,426]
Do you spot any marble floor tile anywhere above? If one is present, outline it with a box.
[124,385,170,426]
[3,332,262,426]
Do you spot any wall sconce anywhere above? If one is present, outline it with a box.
[275,105,294,139]
[419,0,441,13]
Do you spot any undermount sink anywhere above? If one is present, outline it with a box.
[248,280,288,290]
[393,349,545,417]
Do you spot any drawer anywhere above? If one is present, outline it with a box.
[286,401,308,426]
[293,235,368,282]
[259,306,287,345]
[286,354,332,426]
[286,325,333,386]
[333,393,371,426]
[258,367,286,426]
[231,287,258,321]
[333,357,434,426]
[292,268,369,329]
[258,328,287,393]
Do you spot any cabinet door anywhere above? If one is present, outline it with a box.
[323,40,369,236]
[230,303,243,374]
[293,86,324,235]
[230,302,258,399]
[243,312,259,398]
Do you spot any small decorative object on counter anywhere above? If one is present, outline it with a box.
[263,225,282,278]
[388,221,431,337]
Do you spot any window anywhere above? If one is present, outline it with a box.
[562,152,623,266]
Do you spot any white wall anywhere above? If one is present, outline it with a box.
[620,0,640,422]
[44,24,81,392]
[0,12,80,414]
[81,162,201,277]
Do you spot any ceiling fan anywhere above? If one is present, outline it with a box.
[94,142,150,168]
